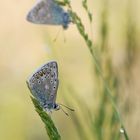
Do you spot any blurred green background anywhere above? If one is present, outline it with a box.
[0,0,140,140]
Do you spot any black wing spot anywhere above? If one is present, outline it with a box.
[38,80,41,84]
[34,73,40,79]
[39,71,44,76]
[47,75,50,78]
[42,68,47,74]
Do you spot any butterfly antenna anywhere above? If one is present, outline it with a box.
[59,103,75,111]
[53,27,61,42]
[60,106,69,116]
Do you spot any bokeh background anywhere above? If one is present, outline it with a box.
[0,0,140,140]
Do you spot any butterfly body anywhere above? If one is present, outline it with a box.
[26,61,60,112]
[26,0,71,29]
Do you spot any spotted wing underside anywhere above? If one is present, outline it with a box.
[27,61,59,108]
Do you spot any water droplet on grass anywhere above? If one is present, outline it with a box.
[120,128,125,133]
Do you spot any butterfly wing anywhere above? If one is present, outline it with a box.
[27,61,59,109]
[26,0,70,27]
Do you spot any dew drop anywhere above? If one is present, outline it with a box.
[120,128,124,133]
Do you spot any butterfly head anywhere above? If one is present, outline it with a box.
[43,103,60,112]
[53,103,60,111]
[62,12,71,29]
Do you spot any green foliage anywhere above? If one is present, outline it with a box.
[57,0,130,140]
[30,96,61,140]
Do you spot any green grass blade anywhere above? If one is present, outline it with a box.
[82,0,92,22]
[30,96,61,140]
[57,1,130,140]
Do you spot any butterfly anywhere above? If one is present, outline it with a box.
[26,61,74,115]
[26,0,71,29]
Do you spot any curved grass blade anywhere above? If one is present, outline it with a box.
[30,96,61,140]
[57,1,130,140]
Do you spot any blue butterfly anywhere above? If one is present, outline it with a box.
[26,61,74,115]
[26,0,71,29]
